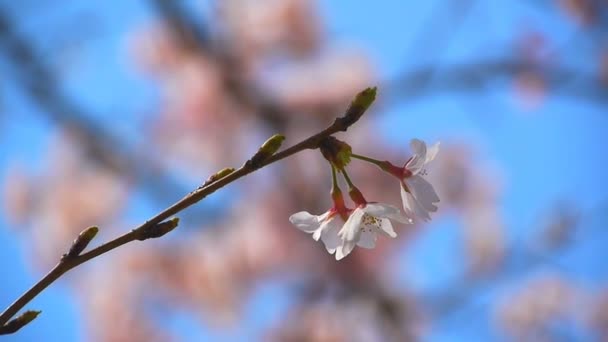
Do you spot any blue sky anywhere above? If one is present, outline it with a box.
[1,1,606,341]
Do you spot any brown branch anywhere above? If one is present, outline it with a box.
[0,87,376,334]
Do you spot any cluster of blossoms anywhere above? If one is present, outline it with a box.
[290,137,440,260]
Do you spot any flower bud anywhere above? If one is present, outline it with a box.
[340,87,377,127]
[249,134,286,167]
[0,310,41,335]
[137,217,180,240]
[202,167,235,187]
[63,226,99,259]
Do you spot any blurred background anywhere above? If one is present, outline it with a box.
[1,0,607,341]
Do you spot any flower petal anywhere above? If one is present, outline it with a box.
[405,175,439,213]
[425,142,440,164]
[338,208,364,243]
[336,241,355,260]
[363,203,395,217]
[289,211,321,233]
[410,139,427,156]
[364,203,412,224]
[378,218,397,238]
[312,225,323,241]
[320,216,344,254]
[336,209,365,260]
[401,184,431,221]
[356,231,377,249]
[405,139,427,174]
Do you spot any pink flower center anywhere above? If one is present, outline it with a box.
[329,206,351,221]
[381,161,407,178]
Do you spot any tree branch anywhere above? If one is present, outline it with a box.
[148,0,607,109]
[384,58,607,105]
[0,87,376,334]
[0,10,202,210]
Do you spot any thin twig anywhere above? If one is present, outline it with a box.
[0,87,376,333]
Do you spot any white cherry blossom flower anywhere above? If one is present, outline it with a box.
[401,139,440,221]
[289,210,346,255]
[335,203,411,260]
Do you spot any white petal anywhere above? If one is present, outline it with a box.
[335,209,365,260]
[363,203,395,217]
[338,208,364,243]
[410,139,427,156]
[405,157,424,174]
[425,142,440,164]
[311,212,333,241]
[289,211,321,233]
[405,175,439,213]
[320,216,344,254]
[312,224,324,241]
[364,203,412,224]
[401,184,431,221]
[405,139,427,174]
[356,231,377,249]
[335,245,345,260]
[378,218,397,238]
[336,241,355,260]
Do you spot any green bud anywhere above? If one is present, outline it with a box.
[250,134,286,166]
[202,167,235,187]
[0,310,41,335]
[342,87,377,124]
[258,134,285,157]
[137,217,180,240]
[352,87,377,111]
[64,226,99,259]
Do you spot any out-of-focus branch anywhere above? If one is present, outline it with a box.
[0,10,195,207]
[148,0,210,48]
[384,59,607,104]
[0,87,377,334]
[148,0,295,131]
[151,0,606,116]
[426,200,608,329]
[403,0,477,68]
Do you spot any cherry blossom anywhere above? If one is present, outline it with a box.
[290,210,346,255]
[400,139,441,221]
[335,202,411,260]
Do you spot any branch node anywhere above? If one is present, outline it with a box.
[319,136,352,170]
